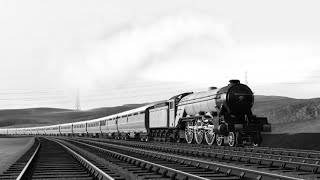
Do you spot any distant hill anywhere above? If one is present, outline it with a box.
[0,104,147,128]
[253,95,320,133]
[1,95,320,134]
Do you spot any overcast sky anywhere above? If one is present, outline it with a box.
[1,0,320,110]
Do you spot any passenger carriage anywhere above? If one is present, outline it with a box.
[99,116,109,138]
[86,119,101,137]
[8,128,17,135]
[105,114,118,138]
[37,127,46,135]
[73,121,87,137]
[31,127,38,135]
[16,128,24,135]
[116,104,153,141]
[44,126,51,136]
[0,128,7,135]
[49,125,60,136]
[24,128,31,135]
[60,123,73,136]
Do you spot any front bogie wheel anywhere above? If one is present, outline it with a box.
[216,134,224,146]
[228,132,237,147]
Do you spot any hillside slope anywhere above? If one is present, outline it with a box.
[253,95,320,133]
[0,104,147,128]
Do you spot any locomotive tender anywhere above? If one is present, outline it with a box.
[0,80,271,147]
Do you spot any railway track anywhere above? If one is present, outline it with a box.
[54,137,308,180]
[0,137,116,180]
[56,138,226,180]
[0,138,40,180]
[2,136,320,179]
[86,138,320,166]
[68,137,320,180]
[84,138,320,160]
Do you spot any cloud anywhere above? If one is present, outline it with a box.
[63,13,233,89]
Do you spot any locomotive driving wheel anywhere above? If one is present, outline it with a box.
[185,121,194,144]
[216,134,224,146]
[204,128,215,145]
[194,120,204,144]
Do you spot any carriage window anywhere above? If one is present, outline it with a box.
[100,120,105,126]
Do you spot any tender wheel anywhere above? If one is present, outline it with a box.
[185,121,194,144]
[216,134,224,146]
[228,132,237,147]
[194,120,204,144]
[253,133,262,147]
[204,129,215,145]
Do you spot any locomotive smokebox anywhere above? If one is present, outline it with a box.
[229,79,240,85]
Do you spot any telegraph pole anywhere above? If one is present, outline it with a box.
[75,88,81,110]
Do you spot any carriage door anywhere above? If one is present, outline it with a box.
[168,100,175,128]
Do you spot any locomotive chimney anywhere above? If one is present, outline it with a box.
[208,86,217,91]
[229,79,240,85]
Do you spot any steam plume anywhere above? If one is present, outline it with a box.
[64,13,233,88]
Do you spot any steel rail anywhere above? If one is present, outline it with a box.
[53,139,115,180]
[90,137,320,173]
[82,137,320,158]
[137,140,320,159]
[74,138,304,180]
[244,147,320,158]
[66,139,213,180]
[153,141,320,159]
[152,144,320,173]
[16,138,41,180]
[153,142,320,165]
[74,137,320,173]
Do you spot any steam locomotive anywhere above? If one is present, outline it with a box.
[0,80,271,147]
[175,79,271,146]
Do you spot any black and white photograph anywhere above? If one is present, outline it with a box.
[0,0,320,179]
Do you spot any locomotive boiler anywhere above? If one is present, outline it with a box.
[176,80,271,146]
